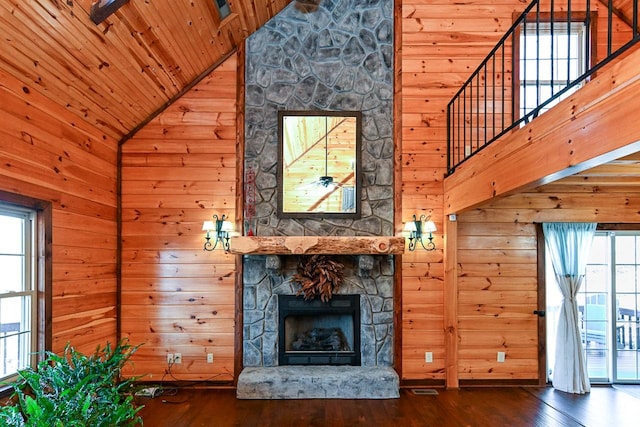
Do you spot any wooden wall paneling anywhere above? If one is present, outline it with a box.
[456,217,539,381]
[452,161,640,383]
[0,67,119,355]
[120,55,238,382]
[535,223,547,386]
[400,0,530,382]
[444,216,458,388]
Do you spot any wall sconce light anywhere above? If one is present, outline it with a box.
[404,214,437,251]
[202,214,233,252]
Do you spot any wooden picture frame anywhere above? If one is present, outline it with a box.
[277,110,362,219]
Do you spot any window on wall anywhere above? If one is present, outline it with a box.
[518,17,590,120]
[0,205,38,382]
[212,0,231,20]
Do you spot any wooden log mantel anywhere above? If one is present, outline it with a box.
[228,236,405,255]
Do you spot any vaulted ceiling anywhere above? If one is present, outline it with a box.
[0,0,292,141]
[1,0,638,190]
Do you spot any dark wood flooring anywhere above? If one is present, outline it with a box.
[136,385,639,426]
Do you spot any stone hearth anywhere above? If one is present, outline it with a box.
[237,366,399,399]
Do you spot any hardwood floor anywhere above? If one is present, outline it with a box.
[136,385,640,426]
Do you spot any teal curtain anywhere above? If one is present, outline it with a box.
[542,222,596,394]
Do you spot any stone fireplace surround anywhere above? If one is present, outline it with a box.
[242,254,394,368]
[237,254,400,399]
[238,0,397,399]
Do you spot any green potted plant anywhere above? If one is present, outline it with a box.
[0,340,143,426]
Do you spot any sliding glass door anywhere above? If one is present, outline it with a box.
[611,234,640,382]
[547,231,640,384]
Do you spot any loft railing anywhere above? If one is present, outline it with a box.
[447,0,640,175]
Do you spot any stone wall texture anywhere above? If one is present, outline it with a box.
[244,0,394,237]
[242,0,395,369]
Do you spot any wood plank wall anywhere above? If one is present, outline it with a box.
[0,68,118,354]
[0,0,628,384]
[120,56,238,382]
[400,0,531,382]
[400,0,632,382]
[457,180,640,380]
[456,219,539,381]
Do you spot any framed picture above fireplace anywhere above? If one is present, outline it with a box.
[277,110,362,219]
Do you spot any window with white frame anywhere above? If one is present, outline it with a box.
[519,20,588,120]
[0,205,37,382]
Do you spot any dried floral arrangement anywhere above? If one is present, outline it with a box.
[290,255,344,302]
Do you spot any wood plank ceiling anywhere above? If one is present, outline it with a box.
[1,0,639,188]
[0,0,292,141]
[542,152,640,190]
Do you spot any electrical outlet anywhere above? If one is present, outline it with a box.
[167,353,174,364]
[207,353,214,363]
[424,351,433,363]
[497,351,506,363]
[174,353,182,364]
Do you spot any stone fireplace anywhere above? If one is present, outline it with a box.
[242,254,394,368]
[237,0,397,399]
[238,254,399,399]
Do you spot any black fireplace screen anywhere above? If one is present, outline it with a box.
[278,294,361,366]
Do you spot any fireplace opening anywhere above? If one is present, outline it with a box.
[278,294,361,366]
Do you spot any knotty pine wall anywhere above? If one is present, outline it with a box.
[399,0,632,382]
[0,68,118,354]
[399,0,532,383]
[120,56,238,381]
[457,180,640,381]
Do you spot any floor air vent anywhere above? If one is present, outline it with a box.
[411,389,439,396]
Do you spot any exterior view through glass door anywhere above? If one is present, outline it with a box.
[547,230,640,383]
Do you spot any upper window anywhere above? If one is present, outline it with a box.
[0,205,37,382]
[213,0,231,20]
[518,19,589,120]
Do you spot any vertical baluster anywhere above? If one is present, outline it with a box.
[608,0,613,56]
[476,73,480,152]
[502,43,506,131]
[469,77,473,158]
[492,54,496,141]
[448,102,452,170]
[457,96,461,166]
[535,0,540,114]
[484,64,487,147]
[634,0,638,39]
[585,0,591,75]
[568,0,572,86]
[522,14,527,119]
[551,0,555,98]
